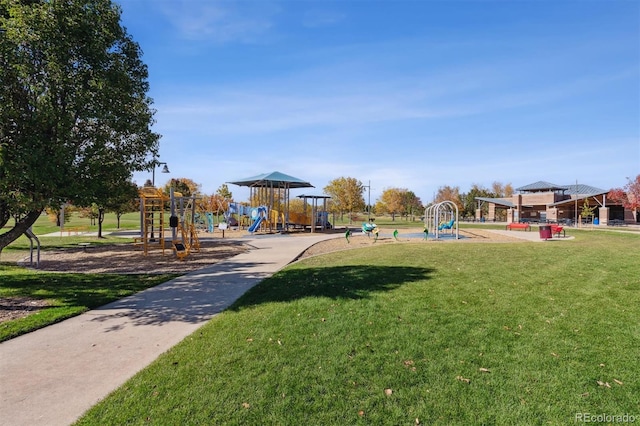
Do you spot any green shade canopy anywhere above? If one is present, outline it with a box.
[228,171,314,189]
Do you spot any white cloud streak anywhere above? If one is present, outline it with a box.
[157,0,278,43]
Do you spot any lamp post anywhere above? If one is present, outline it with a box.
[152,161,170,187]
[361,180,372,222]
[574,180,578,228]
[150,161,170,241]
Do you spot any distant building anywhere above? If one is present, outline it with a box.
[475,181,636,225]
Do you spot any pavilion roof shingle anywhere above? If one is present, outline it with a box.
[228,171,314,189]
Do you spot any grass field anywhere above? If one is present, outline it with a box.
[74,230,639,425]
[1,212,143,259]
[0,268,178,342]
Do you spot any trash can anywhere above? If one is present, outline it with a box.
[593,218,599,225]
[539,225,552,240]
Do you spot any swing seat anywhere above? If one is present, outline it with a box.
[438,219,455,231]
[173,242,188,260]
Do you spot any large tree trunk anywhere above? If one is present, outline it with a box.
[0,209,43,256]
[98,208,105,238]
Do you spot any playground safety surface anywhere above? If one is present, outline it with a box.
[13,227,545,275]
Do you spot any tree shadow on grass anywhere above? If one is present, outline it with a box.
[230,265,434,310]
[0,272,171,309]
[2,262,432,329]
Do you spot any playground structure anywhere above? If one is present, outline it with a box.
[137,187,169,256]
[297,194,332,231]
[136,187,201,259]
[168,188,201,260]
[224,203,249,229]
[424,200,460,239]
[248,206,268,233]
[220,202,285,233]
[361,220,379,241]
[228,171,331,234]
[243,204,320,234]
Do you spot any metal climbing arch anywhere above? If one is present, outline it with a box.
[424,201,459,240]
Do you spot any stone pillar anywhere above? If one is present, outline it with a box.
[506,209,515,224]
[488,204,496,222]
[475,208,482,222]
[547,207,558,223]
[598,207,609,225]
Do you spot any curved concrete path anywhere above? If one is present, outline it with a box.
[0,233,338,426]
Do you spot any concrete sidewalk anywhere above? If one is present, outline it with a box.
[0,233,338,426]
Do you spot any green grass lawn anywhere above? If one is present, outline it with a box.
[0,267,178,342]
[75,230,640,425]
[8,211,143,236]
[1,211,143,262]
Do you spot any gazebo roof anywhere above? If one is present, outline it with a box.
[228,171,314,189]
[475,197,515,208]
[561,183,607,196]
[515,181,607,195]
[516,181,566,192]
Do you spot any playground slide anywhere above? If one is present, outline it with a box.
[248,215,263,233]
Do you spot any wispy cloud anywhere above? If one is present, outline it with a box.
[158,0,278,43]
[150,29,636,139]
[155,64,628,139]
[128,2,638,199]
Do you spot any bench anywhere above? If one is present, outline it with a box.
[506,223,531,231]
[550,225,565,237]
[65,226,90,235]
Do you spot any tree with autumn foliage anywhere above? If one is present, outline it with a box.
[433,185,464,212]
[197,184,237,223]
[608,175,640,220]
[403,190,423,220]
[288,198,306,215]
[377,188,405,220]
[163,178,201,197]
[323,177,365,222]
[376,188,423,221]
[216,184,233,200]
[460,184,492,218]
[198,194,227,218]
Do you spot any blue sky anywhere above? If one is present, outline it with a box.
[121,0,639,204]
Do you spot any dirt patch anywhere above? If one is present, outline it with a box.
[0,297,50,323]
[2,238,249,324]
[297,228,524,259]
[17,238,249,275]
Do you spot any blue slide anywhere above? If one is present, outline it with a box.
[248,206,267,233]
[248,215,263,233]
